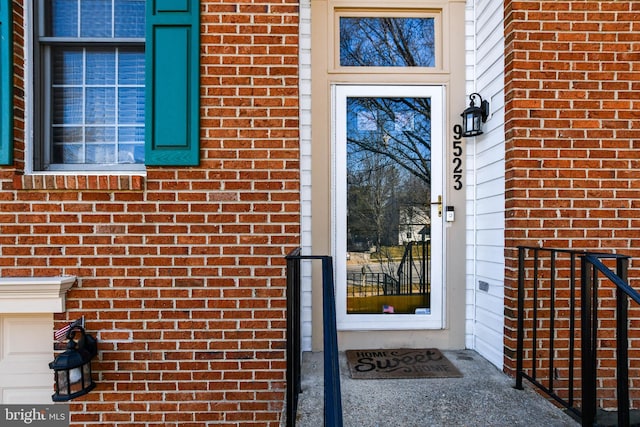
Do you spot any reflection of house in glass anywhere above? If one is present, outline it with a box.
[398,205,430,245]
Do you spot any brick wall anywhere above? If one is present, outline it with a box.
[3,1,300,425]
[504,0,640,410]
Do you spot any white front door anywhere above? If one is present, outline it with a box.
[334,85,445,330]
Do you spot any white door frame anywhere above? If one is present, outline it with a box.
[332,84,445,331]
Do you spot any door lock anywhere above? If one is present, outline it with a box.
[431,195,442,217]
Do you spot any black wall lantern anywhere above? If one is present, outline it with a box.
[49,326,98,401]
[461,92,490,137]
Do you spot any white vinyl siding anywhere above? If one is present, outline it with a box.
[300,0,313,351]
[465,0,505,369]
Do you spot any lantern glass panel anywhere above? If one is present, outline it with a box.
[70,366,84,395]
[464,111,475,133]
[83,363,92,388]
[473,113,481,132]
[55,370,70,396]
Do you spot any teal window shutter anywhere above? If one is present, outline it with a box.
[0,0,13,165]
[146,0,200,166]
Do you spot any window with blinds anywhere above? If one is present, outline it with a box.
[37,0,145,170]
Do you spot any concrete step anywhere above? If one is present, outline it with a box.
[294,349,579,427]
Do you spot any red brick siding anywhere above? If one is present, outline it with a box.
[504,0,640,410]
[4,1,300,425]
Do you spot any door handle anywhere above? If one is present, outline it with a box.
[430,195,442,217]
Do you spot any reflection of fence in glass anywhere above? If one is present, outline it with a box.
[347,241,430,315]
[340,17,436,67]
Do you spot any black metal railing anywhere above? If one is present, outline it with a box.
[286,248,343,427]
[516,246,640,426]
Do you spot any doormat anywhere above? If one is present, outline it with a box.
[345,348,462,379]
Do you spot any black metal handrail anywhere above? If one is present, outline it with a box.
[285,248,343,427]
[516,246,639,426]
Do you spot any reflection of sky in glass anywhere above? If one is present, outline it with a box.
[340,17,435,67]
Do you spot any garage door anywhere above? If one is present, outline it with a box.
[0,314,53,403]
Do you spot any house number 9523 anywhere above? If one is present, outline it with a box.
[452,124,463,190]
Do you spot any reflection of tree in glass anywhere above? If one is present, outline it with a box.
[340,17,435,67]
[347,97,431,186]
[347,152,399,251]
[346,97,431,251]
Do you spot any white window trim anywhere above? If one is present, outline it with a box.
[0,276,76,313]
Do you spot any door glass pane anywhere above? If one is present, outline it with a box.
[339,17,435,67]
[346,97,432,315]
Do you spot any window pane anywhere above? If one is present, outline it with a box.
[53,144,83,164]
[86,126,116,143]
[50,0,78,37]
[86,144,116,163]
[118,49,145,85]
[86,87,116,124]
[86,50,116,85]
[80,0,112,37]
[340,17,435,67]
[53,49,83,85]
[118,126,144,143]
[119,127,145,163]
[118,88,145,124]
[53,127,83,144]
[115,0,145,38]
[118,144,145,164]
[53,88,83,124]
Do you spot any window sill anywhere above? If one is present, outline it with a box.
[0,276,76,313]
[13,173,146,191]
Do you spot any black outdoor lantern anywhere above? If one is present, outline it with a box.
[49,326,98,401]
[461,92,490,137]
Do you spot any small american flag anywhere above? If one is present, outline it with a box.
[382,305,394,314]
[54,317,84,341]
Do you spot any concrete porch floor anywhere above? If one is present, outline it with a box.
[294,350,579,427]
